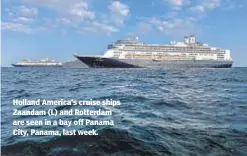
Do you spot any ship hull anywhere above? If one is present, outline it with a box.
[74,56,139,68]
[75,56,233,68]
[12,64,63,67]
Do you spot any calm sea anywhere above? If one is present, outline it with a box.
[1,67,247,156]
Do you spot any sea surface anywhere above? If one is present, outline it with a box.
[1,67,247,156]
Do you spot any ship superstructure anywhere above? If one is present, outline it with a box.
[75,35,233,68]
[12,58,63,67]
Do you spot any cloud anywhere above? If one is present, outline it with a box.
[78,22,119,36]
[6,5,38,17]
[108,1,130,26]
[2,0,132,35]
[24,0,95,20]
[1,22,45,33]
[190,5,205,13]
[12,17,34,23]
[164,0,190,9]
[2,6,39,33]
[190,0,221,13]
[165,0,189,6]
[57,1,129,34]
[77,1,130,34]
[109,1,129,16]
[56,18,73,26]
[19,0,128,34]
[138,16,197,37]
[68,1,95,19]
[87,21,119,33]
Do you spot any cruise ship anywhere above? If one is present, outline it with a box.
[12,58,63,67]
[74,35,233,68]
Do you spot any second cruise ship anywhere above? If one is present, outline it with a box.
[12,58,63,67]
[75,35,233,68]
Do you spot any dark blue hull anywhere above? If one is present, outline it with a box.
[75,56,233,68]
[74,56,140,68]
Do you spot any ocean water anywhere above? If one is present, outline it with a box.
[1,67,247,156]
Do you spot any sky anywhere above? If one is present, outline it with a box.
[1,0,247,67]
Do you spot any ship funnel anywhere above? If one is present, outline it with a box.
[189,35,196,44]
[184,36,189,44]
[184,35,196,44]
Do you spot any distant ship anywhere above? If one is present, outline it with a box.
[74,35,233,68]
[12,58,63,67]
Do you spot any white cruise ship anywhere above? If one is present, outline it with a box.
[12,58,63,67]
[75,35,233,68]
